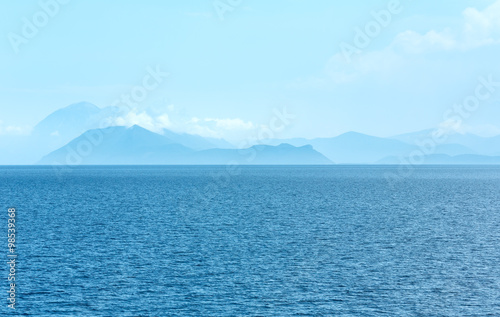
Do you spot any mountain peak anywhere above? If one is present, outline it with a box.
[33,102,103,138]
[64,101,100,112]
[128,124,144,130]
[275,143,312,150]
[336,131,373,139]
[344,131,367,135]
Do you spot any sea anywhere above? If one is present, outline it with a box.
[1,166,499,316]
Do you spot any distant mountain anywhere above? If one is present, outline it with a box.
[38,125,189,165]
[308,132,415,163]
[261,132,415,163]
[32,102,121,150]
[0,102,119,164]
[262,131,482,163]
[33,102,102,137]
[161,129,234,150]
[261,137,310,147]
[378,154,500,164]
[390,129,500,156]
[389,129,435,144]
[0,102,236,164]
[191,144,332,165]
[446,134,500,156]
[5,101,500,165]
[203,137,235,149]
[38,126,332,165]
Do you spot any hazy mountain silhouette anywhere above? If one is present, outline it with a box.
[0,102,234,164]
[262,132,416,163]
[161,129,234,150]
[0,102,119,164]
[38,125,332,165]
[378,154,500,164]
[33,102,102,137]
[263,131,480,163]
[190,144,332,165]
[390,129,500,155]
[38,125,188,165]
[4,102,500,165]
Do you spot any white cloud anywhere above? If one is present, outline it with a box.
[113,111,172,133]
[436,120,500,137]
[462,1,500,48]
[438,118,466,135]
[394,0,500,53]
[185,124,220,139]
[392,29,457,54]
[324,1,500,84]
[109,106,256,141]
[203,118,255,130]
[462,123,500,137]
[0,120,32,136]
[184,117,256,140]
[157,114,171,127]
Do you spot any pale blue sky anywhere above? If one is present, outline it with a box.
[1,0,500,140]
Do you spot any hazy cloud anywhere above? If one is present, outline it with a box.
[0,120,32,135]
[391,1,500,54]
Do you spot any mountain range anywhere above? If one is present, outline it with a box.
[38,125,332,165]
[1,102,500,165]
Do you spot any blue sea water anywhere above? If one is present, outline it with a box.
[1,166,500,316]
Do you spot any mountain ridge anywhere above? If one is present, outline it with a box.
[38,126,332,165]
[3,102,500,165]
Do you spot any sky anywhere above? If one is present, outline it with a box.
[1,0,500,140]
